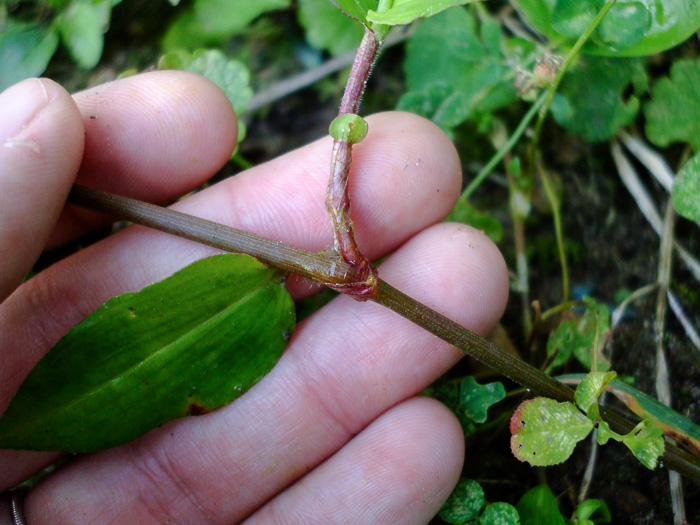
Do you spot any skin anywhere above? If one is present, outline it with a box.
[0,71,509,524]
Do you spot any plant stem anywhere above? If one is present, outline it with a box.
[66,185,700,482]
[461,91,547,200]
[67,186,356,290]
[527,0,618,170]
[536,156,570,301]
[325,28,382,300]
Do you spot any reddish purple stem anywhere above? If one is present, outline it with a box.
[325,29,381,300]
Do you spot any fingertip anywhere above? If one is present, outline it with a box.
[0,78,84,302]
[382,222,510,336]
[73,70,238,199]
[353,111,462,244]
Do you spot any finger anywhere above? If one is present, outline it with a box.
[24,222,508,523]
[246,397,464,524]
[0,78,83,303]
[0,112,461,486]
[48,71,238,248]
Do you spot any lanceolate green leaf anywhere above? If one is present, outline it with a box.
[0,254,295,452]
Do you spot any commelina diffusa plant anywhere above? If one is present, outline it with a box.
[2,0,700,505]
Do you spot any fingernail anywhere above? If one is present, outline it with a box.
[0,78,55,143]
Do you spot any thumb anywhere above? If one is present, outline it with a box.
[0,78,84,303]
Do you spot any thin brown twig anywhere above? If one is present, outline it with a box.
[65,184,700,483]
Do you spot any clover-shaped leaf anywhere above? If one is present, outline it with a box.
[459,376,506,423]
[438,478,485,524]
[645,58,700,152]
[550,56,647,142]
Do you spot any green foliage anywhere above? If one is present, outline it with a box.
[516,485,566,525]
[673,154,700,222]
[0,19,59,91]
[439,479,519,525]
[298,0,365,56]
[398,7,522,135]
[459,376,506,423]
[560,373,700,459]
[644,58,700,152]
[445,201,504,243]
[366,0,480,26]
[54,0,115,69]
[545,297,611,372]
[329,113,369,144]
[158,49,253,141]
[511,371,666,468]
[510,397,595,466]
[574,499,612,525]
[0,255,295,452]
[514,0,700,56]
[480,502,520,525]
[439,479,485,524]
[573,370,617,418]
[550,56,647,142]
[517,485,610,525]
[162,0,290,51]
[0,0,122,88]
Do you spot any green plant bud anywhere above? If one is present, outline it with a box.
[329,114,369,144]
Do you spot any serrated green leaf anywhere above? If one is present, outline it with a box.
[510,398,594,466]
[55,0,112,69]
[481,502,520,525]
[645,58,700,152]
[0,254,295,452]
[366,0,479,26]
[439,478,485,524]
[162,0,290,50]
[158,49,252,141]
[621,419,665,469]
[546,297,611,371]
[673,154,700,222]
[574,370,617,415]
[445,200,503,243]
[550,56,647,142]
[0,19,59,91]
[400,8,515,131]
[516,485,566,525]
[298,0,365,56]
[459,376,506,423]
[514,0,700,56]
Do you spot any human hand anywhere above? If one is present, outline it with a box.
[0,72,508,524]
